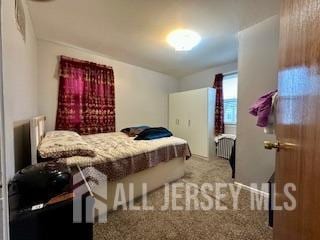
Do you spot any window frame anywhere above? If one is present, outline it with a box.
[223,73,238,125]
[224,98,237,125]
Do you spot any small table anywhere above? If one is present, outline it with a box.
[9,167,95,240]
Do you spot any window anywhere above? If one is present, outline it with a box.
[223,73,238,124]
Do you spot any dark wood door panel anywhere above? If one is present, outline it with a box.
[275,0,320,239]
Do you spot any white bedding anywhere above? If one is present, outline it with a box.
[61,132,188,167]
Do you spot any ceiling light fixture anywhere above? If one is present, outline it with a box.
[167,29,201,51]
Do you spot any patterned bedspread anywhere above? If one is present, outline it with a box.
[59,132,191,181]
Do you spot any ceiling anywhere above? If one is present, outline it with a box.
[27,0,280,78]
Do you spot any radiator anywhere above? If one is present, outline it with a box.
[215,136,236,159]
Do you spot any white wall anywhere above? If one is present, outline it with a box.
[178,62,238,135]
[37,39,179,132]
[2,1,39,239]
[236,16,279,187]
[2,0,38,178]
[178,62,238,92]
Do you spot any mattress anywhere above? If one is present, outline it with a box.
[59,132,191,181]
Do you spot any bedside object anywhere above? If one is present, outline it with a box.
[9,164,94,240]
[9,162,72,210]
[229,142,236,179]
[268,173,275,227]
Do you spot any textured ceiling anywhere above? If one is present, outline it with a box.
[27,0,280,78]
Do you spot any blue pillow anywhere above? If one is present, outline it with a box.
[134,127,173,140]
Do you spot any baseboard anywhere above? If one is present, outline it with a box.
[192,154,209,161]
[234,182,269,198]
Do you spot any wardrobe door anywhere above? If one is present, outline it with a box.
[169,93,187,140]
[185,89,208,158]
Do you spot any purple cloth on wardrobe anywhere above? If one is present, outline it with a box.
[249,90,278,127]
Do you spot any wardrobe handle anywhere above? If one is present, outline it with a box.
[188,120,191,127]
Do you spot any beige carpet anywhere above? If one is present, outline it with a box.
[94,157,273,240]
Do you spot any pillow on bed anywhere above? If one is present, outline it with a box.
[134,127,173,140]
[38,130,96,159]
[121,126,150,137]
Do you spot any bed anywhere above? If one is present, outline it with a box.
[30,116,191,211]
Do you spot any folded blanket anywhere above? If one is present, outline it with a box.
[135,127,173,140]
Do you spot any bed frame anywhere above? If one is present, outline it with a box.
[30,115,46,165]
[30,116,186,212]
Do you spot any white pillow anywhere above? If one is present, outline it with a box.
[38,130,96,159]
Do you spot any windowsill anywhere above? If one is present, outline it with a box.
[225,123,237,126]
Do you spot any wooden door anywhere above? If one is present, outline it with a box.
[274,0,320,239]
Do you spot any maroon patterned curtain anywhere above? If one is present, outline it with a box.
[55,56,115,135]
[213,73,225,135]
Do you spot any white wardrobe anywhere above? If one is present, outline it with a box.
[169,88,216,159]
